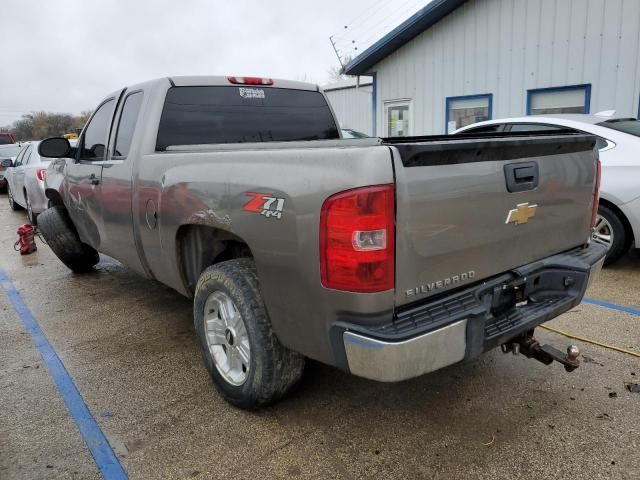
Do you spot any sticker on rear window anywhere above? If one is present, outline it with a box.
[239,87,265,99]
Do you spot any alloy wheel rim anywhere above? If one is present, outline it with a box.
[592,214,614,248]
[26,196,34,223]
[8,188,13,207]
[203,291,250,386]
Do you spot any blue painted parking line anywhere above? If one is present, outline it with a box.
[0,266,128,480]
[583,297,640,316]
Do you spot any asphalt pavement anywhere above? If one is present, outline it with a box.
[1,194,639,480]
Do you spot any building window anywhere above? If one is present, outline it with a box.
[446,94,492,133]
[384,100,411,137]
[527,85,591,115]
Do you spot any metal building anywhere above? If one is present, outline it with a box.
[344,0,640,136]
[323,78,373,135]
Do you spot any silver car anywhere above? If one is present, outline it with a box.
[454,113,640,265]
[0,143,23,193]
[5,141,50,224]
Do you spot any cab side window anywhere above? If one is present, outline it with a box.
[80,99,115,161]
[113,91,143,159]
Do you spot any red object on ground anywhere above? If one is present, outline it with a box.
[15,224,37,255]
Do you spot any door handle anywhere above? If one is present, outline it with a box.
[504,162,539,192]
[89,173,100,186]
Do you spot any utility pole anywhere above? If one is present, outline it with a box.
[329,35,345,71]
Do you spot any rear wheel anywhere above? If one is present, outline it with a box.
[25,192,38,225]
[38,206,99,273]
[194,258,305,409]
[7,185,22,211]
[592,204,630,265]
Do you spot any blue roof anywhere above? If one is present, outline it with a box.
[344,0,467,75]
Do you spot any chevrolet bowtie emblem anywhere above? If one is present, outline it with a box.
[506,202,538,225]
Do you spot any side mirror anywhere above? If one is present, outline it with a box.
[39,137,71,158]
[1,158,12,168]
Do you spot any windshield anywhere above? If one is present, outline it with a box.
[0,145,22,157]
[156,86,339,150]
[597,119,640,138]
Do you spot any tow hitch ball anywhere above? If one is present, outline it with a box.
[501,333,580,372]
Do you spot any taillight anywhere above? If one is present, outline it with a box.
[36,169,46,181]
[590,159,601,228]
[227,76,274,85]
[320,184,395,293]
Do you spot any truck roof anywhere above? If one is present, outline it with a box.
[168,76,319,91]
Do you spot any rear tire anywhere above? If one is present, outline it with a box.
[593,204,630,265]
[38,206,99,273]
[194,258,305,409]
[7,185,22,211]
[25,192,38,225]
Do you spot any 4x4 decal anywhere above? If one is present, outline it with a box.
[243,192,285,219]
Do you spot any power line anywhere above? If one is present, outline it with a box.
[330,0,430,64]
[332,0,427,44]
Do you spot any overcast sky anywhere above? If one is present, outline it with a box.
[0,0,429,125]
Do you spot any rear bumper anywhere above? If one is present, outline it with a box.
[335,242,607,382]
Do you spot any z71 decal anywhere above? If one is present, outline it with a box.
[243,192,285,219]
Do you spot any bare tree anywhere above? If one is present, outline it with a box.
[327,56,353,83]
[73,110,92,131]
[4,110,93,141]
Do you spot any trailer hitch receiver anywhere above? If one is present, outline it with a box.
[501,331,580,372]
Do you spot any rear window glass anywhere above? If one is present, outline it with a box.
[597,119,640,137]
[156,86,339,150]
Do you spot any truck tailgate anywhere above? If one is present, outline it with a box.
[389,134,598,306]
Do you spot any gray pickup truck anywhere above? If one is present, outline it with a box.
[37,76,606,409]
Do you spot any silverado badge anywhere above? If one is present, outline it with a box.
[506,202,537,225]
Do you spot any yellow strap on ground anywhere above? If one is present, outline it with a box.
[540,325,640,359]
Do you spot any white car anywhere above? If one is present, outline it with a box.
[5,141,51,224]
[454,114,640,264]
[0,143,23,193]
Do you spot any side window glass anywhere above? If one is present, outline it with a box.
[17,146,30,166]
[509,123,564,132]
[595,137,609,150]
[14,148,25,166]
[24,147,33,165]
[80,99,114,161]
[462,124,503,134]
[113,92,143,159]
